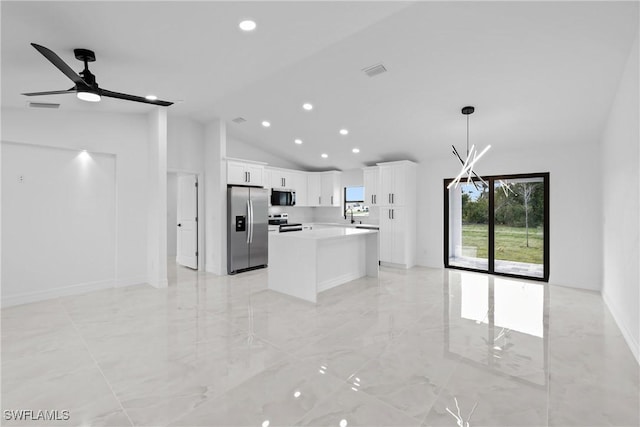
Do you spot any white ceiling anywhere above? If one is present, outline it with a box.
[2,1,638,171]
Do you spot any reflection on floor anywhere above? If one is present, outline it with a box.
[450,256,544,278]
[2,265,637,426]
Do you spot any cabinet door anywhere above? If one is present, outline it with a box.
[378,165,394,206]
[292,172,307,206]
[307,174,321,206]
[363,168,379,206]
[321,172,340,206]
[390,166,406,206]
[390,207,406,264]
[245,164,264,186]
[379,208,394,263]
[227,161,248,185]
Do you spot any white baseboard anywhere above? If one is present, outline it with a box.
[318,271,364,293]
[602,290,640,365]
[1,279,115,308]
[115,275,147,288]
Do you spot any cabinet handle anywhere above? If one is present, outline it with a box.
[244,172,248,182]
[389,193,391,204]
[371,195,374,204]
[331,196,334,205]
[319,196,321,205]
[248,172,251,182]
[392,209,394,219]
[392,193,394,204]
[388,209,391,219]
[375,194,377,204]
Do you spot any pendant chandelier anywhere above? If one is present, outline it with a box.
[447,106,491,190]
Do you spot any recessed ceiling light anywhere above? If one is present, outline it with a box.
[339,129,349,135]
[145,94,158,101]
[261,121,271,127]
[294,139,303,145]
[321,153,328,158]
[239,20,257,32]
[352,148,360,153]
[302,103,313,111]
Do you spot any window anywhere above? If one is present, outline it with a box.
[344,186,368,219]
[444,173,549,281]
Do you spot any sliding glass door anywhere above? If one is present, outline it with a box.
[444,173,549,281]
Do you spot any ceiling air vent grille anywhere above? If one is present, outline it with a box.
[362,63,387,78]
[28,101,60,109]
[232,117,247,124]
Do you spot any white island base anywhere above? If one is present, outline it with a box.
[268,228,379,303]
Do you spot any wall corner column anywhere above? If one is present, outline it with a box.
[147,107,168,288]
[204,119,227,275]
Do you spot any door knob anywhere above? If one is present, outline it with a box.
[177,223,182,227]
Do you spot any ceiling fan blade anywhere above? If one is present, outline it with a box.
[101,89,173,106]
[22,88,75,96]
[31,43,87,86]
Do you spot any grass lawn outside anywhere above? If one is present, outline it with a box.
[462,224,543,264]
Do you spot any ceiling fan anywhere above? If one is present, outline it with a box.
[22,43,173,106]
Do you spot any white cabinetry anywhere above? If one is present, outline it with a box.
[307,174,322,207]
[306,171,341,207]
[227,159,265,187]
[321,171,341,207]
[267,168,295,189]
[363,167,380,206]
[292,171,308,206]
[375,161,416,268]
[378,162,411,206]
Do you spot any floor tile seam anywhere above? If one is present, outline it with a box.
[417,353,463,427]
[60,303,136,427]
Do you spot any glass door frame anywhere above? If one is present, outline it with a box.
[444,172,550,282]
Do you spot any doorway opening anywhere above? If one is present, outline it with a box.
[167,172,199,271]
[444,172,549,281]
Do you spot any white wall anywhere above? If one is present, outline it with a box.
[2,108,150,292]
[1,143,116,306]
[417,142,603,291]
[168,116,205,173]
[227,135,300,169]
[601,32,639,362]
[167,173,178,257]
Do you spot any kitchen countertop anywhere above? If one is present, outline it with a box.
[270,227,377,240]
[305,222,379,230]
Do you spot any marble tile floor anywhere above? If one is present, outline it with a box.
[2,264,638,426]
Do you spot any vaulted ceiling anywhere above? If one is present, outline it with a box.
[2,1,638,171]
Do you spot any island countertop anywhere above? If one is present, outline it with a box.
[270,227,377,240]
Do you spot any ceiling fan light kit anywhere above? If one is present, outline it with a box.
[22,43,173,107]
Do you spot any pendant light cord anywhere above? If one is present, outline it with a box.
[466,114,470,158]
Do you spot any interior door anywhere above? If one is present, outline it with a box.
[176,174,198,269]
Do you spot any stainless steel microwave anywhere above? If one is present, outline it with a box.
[271,189,296,206]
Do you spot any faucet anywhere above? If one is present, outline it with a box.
[345,208,355,224]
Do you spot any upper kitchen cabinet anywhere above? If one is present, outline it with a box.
[292,171,308,206]
[378,160,416,207]
[321,171,341,207]
[307,171,341,207]
[227,159,265,187]
[266,167,295,190]
[363,166,380,206]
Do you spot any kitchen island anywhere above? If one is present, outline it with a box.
[268,227,378,303]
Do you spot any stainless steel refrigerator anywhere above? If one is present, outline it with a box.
[227,186,268,274]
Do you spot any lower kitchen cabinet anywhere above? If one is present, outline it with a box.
[379,207,415,268]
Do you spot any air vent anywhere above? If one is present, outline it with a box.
[362,63,387,78]
[232,117,247,124]
[27,101,60,109]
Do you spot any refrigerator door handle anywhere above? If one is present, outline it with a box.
[249,200,254,243]
[246,200,251,244]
